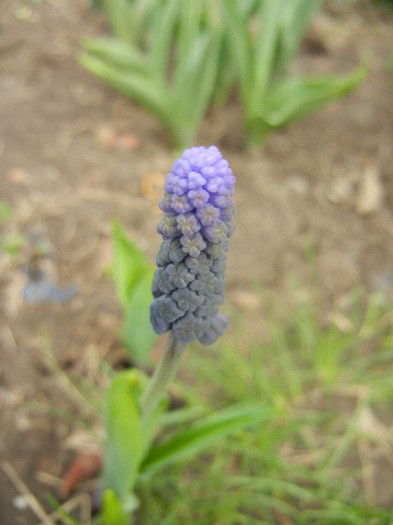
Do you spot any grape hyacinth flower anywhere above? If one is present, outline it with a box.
[150,146,236,346]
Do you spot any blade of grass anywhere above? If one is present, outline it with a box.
[318,400,365,482]
[228,475,317,504]
[141,403,275,474]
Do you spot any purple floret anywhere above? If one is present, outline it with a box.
[150,146,236,346]
[196,204,220,226]
[158,192,174,213]
[171,194,193,214]
[177,213,201,236]
[157,214,181,239]
[188,189,209,209]
[180,232,206,258]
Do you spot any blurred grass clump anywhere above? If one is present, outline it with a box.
[80,0,366,149]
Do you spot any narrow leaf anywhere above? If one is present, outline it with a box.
[174,1,203,81]
[251,0,283,106]
[246,63,367,145]
[172,28,221,145]
[111,221,153,309]
[150,0,180,76]
[129,0,156,45]
[122,270,157,365]
[101,0,133,45]
[279,0,322,74]
[102,489,130,525]
[103,370,144,501]
[78,52,183,145]
[262,64,367,127]
[221,0,251,97]
[141,403,275,474]
[82,37,149,76]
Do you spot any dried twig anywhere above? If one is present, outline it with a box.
[1,460,55,525]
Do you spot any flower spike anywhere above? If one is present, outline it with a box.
[150,146,236,345]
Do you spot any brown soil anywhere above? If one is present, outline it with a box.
[1,1,393,523]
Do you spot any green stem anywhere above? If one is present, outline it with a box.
[140,331,187,416]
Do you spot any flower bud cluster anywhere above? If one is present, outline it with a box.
[150,146,236,345]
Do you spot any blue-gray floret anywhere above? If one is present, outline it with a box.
[150,146,236,345]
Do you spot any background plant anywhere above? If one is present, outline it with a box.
[81,0,366,149]
[81,0,222,149]
[221,0,366,146]
[110,221,156,365]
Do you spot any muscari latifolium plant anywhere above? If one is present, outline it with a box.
[99,146,274,524]
[81,0,366,149]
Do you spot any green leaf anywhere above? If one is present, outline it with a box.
[102,370,144,501]
[100,0,134,45]
[221,0,252,97]
[141,402,275,474]
[150,0,181,76]
[172,27,221,145]
[140,395,169,461]
[211,37,236,107]
[251,0,282,107]
[82,37,149,76]
[174,1,203,82]
[278,0,322,74]
[102,489,131,525]
[111,221,153,309]
[78,52,167,117]
[121,270,157,365]
[246,63,367,144]
[78,52,183,146]
[264,64,367,126]
[160,404,205,428]
[128,0,159,47]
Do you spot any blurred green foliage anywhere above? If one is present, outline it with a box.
[0,201,24,256]
[110,221,156,365]
[81,0,366,148]
[100,365,274,523]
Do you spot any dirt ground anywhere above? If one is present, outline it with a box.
[0,1,393,523]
